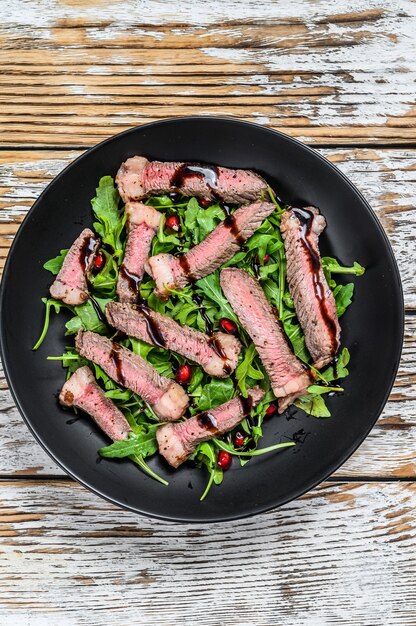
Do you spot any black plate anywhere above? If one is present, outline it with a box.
[0,118,404,522]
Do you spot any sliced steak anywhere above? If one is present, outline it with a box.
[145,200,276,297]
[60,365,132,441]
[50,228,99,306]
[117,202,162,303]
[106,301,241,377]
[116,156,268,204]
[75,330,189,421]
[157,387,265,468]
[280,207,341,369]
[220,268,313,411]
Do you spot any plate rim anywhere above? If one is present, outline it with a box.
[0,116,405,522]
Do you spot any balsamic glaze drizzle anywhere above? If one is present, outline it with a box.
[178,254,195,283]
[292,207,338,351]
[170,163,219,192]
[197,412,218,432]
[79,235,98,271]
[89,295,108,326]
[119,265,141,298]
[109,343,125,385]
[136,304,167,349]
[223,213,245,247]
[192,294,214,336]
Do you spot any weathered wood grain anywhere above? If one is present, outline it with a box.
[0,480,414,625]
[0,0,415,145]
[1,148,414,305]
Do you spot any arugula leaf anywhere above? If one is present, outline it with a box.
[333,283,355,317]
[214,438,295,457]
[196,203,225,241]
[89,252,119,297]
[321,347,350,382]
[195,273,239,324]
[43,249,69,275]
[235,344,263,397]
[33,298,70,350]
[91,176,125,259]
[99,425,159,459]
[196,378,235,413]
[294,394,331,418]
[322,257,365,276]
[65,298,110,335]
[192,441,223,501]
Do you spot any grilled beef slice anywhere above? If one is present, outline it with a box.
[49,228,99,306]
[145,200,276,297]
[157,387,265,468]
[116,156,268,204]
[106,301,241,377]
[75,330,189,421]
[220,268,313,411]
[280,207,340,368]
[60,366,132,441]
[117,202,162,303]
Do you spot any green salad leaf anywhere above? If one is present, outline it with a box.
[43,249,68,275]
[91,176,125,259]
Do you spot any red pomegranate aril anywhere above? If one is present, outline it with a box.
[265,403,278,417]
[165,215,180,231]
[93,252,105,271]
[199,198,211,208]
[264,254,270,264]
[175,363,192,385]
[219,318,237,334]
[233,431,245,448]
[217,450,232,470]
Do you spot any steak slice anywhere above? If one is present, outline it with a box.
[106,301,241,377]
[117,202,162,303]
[116,156,268,204]
[49,228,99,306]
[59,365,132,441]
[157,387,265,468]
[280,207,341,368]
[220,268,313,411]
[75,330,189,421]
[145,200,276,297]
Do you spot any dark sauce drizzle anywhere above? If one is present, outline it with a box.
[79,235,98,271]
[192,294,213,336]
[223,213,245,247]
[178,254,195,283]
[89,295,108,326]
[197,411,218,432]
[292,207,338,352]
[170,163,219,192]
[252,255,261,279]
[136,304,167,349]
[119,265,141,298]
[109,343,125,386]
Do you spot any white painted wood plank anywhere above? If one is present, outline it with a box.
[0,480,415,625]
[0,1,415,144]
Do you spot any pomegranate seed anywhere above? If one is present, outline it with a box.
[199,198,211,208]
[264,254,270,264]
[265,403,278,417]
[175,363,192,385]
[93,252,105,271]
[219,318,237,334]
[233,431,245,448]
[217,450,232,470]
[165,215,180,231]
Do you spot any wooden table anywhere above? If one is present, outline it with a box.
[1,2,415,623]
